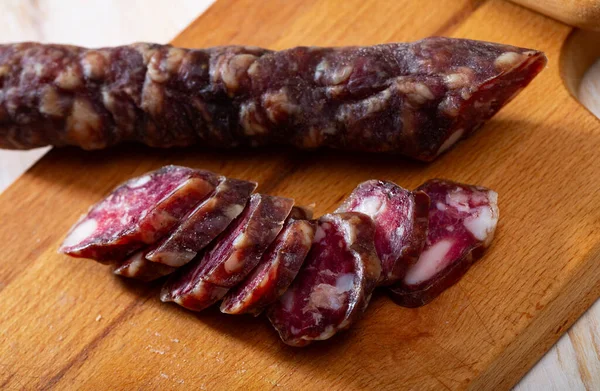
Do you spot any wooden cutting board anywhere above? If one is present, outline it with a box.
[0,0,599,389]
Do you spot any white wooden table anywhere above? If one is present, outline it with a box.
[1,1,599,389]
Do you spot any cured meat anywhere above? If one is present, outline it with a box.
[220,207,316,316]
[59,166,221,262]
[59,164,502,346]
[336,180,429,285]
[112,250,176,282]
[112,177,256,282]
[0,38,546,161]
[388,179,499,307]
[161,194,294,311]
[267,212,381,347]
[146,178,257,267]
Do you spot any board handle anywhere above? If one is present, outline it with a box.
[509,0,600,30]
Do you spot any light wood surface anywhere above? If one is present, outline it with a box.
[1,1,600,390]
[508,0,600,30]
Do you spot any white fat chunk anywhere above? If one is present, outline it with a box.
[353,195,384,217]
[335,273,356,292]
[470,190,489,205]
[232,232,249,248]
[494,51,524,71]
[62,218,98,248]
[487,190,499,207]
[343,222,357,246]
[118,252,143,276]
[446,189,471,213]
[308,279,350,311]
[464,206,498,242]
[299,223,315,245]
[404,239,454,285]
[311,311,324,324]
[315,325,337,341]
[223,251,244,273]
[395,224,405,238]
[437,128,464,155]
[151,250,193,267]
[224,204,245,220]
[313,225,327,243]
[191,280,228,300]
[128,175,151,188]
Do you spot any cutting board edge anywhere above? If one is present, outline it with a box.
[470,243,600,390]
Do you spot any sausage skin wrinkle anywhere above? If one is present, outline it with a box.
[0,38,546,161]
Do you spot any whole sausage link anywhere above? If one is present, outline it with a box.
[0,38,546,160]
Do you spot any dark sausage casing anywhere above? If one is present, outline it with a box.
[0,38,546,161]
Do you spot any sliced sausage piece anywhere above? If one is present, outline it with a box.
[146,178,257,267]
[267,212,381,347]
[388,179,499,307]
[336,180,429,285]
[161,194,294,311]
[59,166,222,262]
[220,207,316,316]
[112,177,256,282]
[112,250,176,282]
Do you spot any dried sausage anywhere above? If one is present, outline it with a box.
[0,39,546,161]
[59,166,221,262]
[112,177,256,282]
[336,180,429,285]
[112,250,176,282]
[388,179,499,307]
[147,178,257,267]
[220,207,316,316]
[267,212,381,346]
[161,194,294,311]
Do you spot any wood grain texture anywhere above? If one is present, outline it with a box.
[508,0,600,30]
[514,29,600,391]
[0,0,600,390]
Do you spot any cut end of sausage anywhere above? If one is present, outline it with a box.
[145,177,257,267]
[161,274,229,312]
[59,166,221,262]
[267,212,380,347]
[336,180,430,286]
[429,46,547,160]
[200,193,294,288]
[220,217,316,316]
[388,179,499,307]
[113,250,176,282]
[161,193,294,312]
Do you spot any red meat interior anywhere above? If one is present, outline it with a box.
[340,181,414,275]
[403,181,493,288]
[173,194,258,297]
[271,221,358,341]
